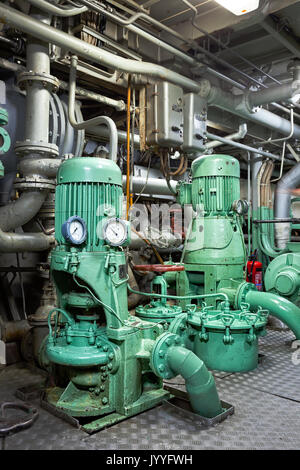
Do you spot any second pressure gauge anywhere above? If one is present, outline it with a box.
[103,218,130,247]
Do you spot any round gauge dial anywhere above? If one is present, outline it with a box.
[103,218,128,246]
[61,215,87,245]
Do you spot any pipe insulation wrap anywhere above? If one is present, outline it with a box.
[166,346,223,418]
[0,191,47,232]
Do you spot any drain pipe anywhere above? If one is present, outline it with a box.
[151,332,222,418]
[274,162,300,249]
[68,56,118,162]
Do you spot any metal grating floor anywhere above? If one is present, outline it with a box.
[1,328,300,450]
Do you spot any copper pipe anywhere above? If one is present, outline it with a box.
[126,76,132,220]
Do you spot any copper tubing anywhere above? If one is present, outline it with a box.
[126,76,132,220]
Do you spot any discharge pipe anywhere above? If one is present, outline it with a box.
[151,332,222,418]
[166,346,222,418]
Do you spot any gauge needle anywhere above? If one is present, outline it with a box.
[72,227,78,235]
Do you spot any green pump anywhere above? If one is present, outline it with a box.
[43,156,224,432]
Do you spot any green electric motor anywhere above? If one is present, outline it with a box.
[176,154,247,306]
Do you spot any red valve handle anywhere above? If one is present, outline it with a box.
[133,264,185,273]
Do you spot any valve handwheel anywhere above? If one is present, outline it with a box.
[133,264,185,273]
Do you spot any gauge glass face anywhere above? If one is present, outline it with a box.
[69,219,85,243]
[105,219,127,245]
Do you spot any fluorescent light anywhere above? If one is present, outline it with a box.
[215,0,260,16]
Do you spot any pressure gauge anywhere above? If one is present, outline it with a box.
[103,218,130,247]
[61,215,87,245]
[232,199,249,215]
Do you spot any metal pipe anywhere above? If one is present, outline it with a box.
[165,345,223,418]
[123,175,177,196]
[244,290,300,340]
[68,56,118,162]
[203,81,300,140]
[0,227,54,253]
[274,162,300,249]
[18,158,62,179]
[59,79,126,111]
[0,5,200,93]
[0,191,46,232]
[25,0,88,16]
[205,123,247,150]
[205,132,289,162]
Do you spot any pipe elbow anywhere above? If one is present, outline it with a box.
[166,345,222,418]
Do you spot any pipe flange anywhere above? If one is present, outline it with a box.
[14,177,56,191]
[168,313,190,344]
[17,72,60,93]
[0,108,8,126]
[150,332,184,380]
[15,141,59,158]
[234,281,256,309]
[0,126,11,154]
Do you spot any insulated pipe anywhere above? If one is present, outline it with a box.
[68,56,118,162]
[244,289,300,340]
[166,346,223,418]
[0,227,54,253]
[274,162,300,249]
[0,5,200,93]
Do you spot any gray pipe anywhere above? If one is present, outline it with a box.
[0,191,47,232]
[202,81,300,140]
[68,56,118,162]
[18,159,62,179]
[205,124,247,150]
[25,0,88,16]
[0,5,200,93]
[274,162,300,249]
[205,132,290,163]
[123,176,177,196]
[0,227,54,253]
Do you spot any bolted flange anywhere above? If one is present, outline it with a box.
[150,332,184,380]
[17,71,60,93]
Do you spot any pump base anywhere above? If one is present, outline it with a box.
[43,387,171,434]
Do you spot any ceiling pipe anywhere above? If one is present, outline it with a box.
[2,3,299,145]
[25,0,88,17]
[0,4,200,92]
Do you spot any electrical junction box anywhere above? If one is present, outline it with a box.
[146,82,183,148]
[183,93,207,153]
